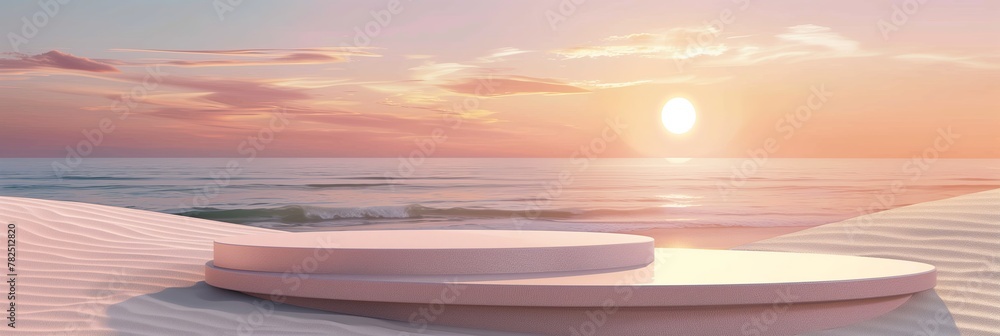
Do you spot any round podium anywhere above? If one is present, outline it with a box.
[213,230,655,275]
[205,230,936,335]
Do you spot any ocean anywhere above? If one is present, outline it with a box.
[1,158,997,232]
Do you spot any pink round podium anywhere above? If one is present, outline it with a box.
[213,230,654,275]
[205,230,936,336]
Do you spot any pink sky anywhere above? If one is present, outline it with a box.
[1,0,998,158]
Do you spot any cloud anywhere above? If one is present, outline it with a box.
[112,47,380,67]
[691,24,872,68]
[551,27,728,60]
[476,47,531,63]
[379,92,448,108]
[114,47,378,57]
[296,110,446,132]
[155,77,311,108]
[370,55,589,116]
[161,53,341,67]
[894,53,1000,69]
[440,75,589,96]
[552,24,868,70]
[376,95,498,122]
[268,78,353,89]
[776,24,858,53]
[409,62,477,82]
[364,62,481,109]
[87,75,314,121]
[571,79,654,89]
[0,50,119,73]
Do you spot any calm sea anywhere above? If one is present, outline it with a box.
[1,158,997,232]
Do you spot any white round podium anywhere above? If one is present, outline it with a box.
[205,230,936,336]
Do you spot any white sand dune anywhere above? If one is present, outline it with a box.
[738,188,1000,335]
[2,189,998,335]
[0,196,525,336]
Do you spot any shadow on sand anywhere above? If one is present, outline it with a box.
[806,290,959,336]
[106,281,530,336]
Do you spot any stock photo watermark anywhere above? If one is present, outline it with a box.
[844,126,960,241]
[63,269,136,334]
[545,0,589,30]
[568,256,652,336]
[511,116,628,229]
[741,287,800,336]
[5,222,14,329]
[907,252,998,335]
[236,235,339,336]
[717,84,833,199]
[384,74,498,186]
[50,65,168,179]
[399,281,469,335]
[878,0,931,40]
[177,106,293,211]
[337,0,412,60]
[7,0,72,52]
[213,0,244,21]
[674,0,751,73]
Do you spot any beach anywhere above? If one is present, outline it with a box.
[2,188,998,335]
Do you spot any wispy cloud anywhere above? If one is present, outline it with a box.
[776,24,858,53]
[894,53,1000,69]
[409,62,478,82]
[0,51,119,73]
[76,75,316,122]
[440,75,588,96]
[156,76,311,108]
[476,47,531,63]
[112,47,380,67]
[570,79,654,89]
[551,27,728,60]
[553,24,869,68]
[112,47,378,57]
[694,24,873,67]
[267,77,354,89]
[364,53,588,113]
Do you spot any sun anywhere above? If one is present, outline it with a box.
[661,97,696,135]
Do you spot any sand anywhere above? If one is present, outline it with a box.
[737,188,1000,336]
[2,189,998,335]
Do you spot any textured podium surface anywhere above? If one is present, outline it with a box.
[205,230,937,335]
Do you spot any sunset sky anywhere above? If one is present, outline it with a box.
[1,0,998,158]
